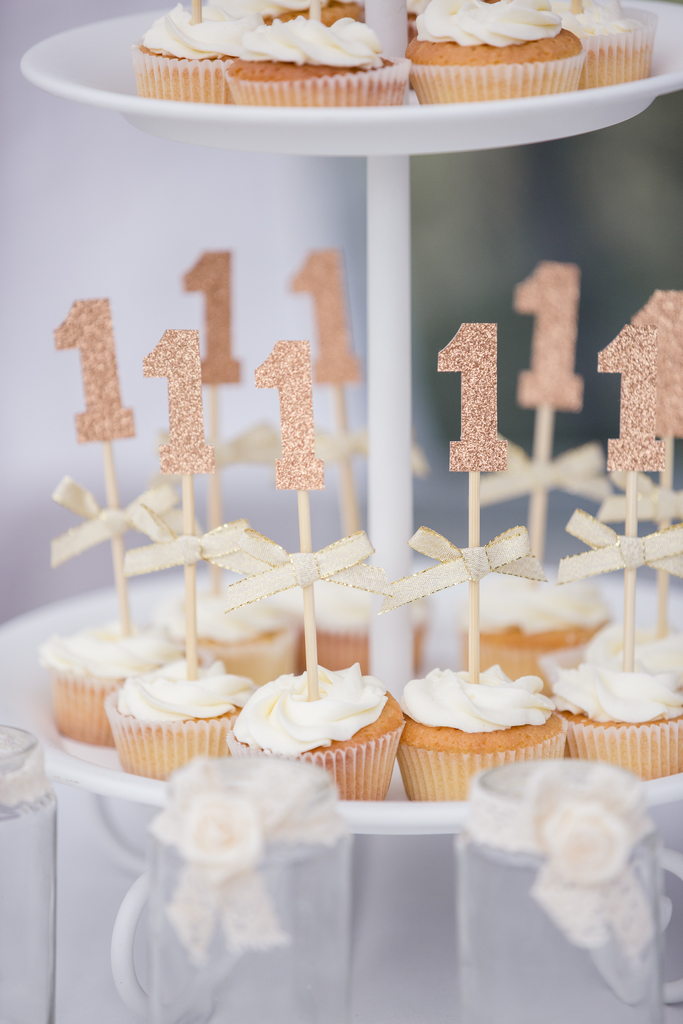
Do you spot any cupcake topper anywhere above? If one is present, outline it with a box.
[558,325,670,673]
[54,299,135,635]
[184,251,240,596]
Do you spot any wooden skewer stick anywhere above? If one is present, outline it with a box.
[309,0,322,19]
[191,0,203,24]
[183,474,199,681]
[657,435,674,638]
[207,384,223,596]
[468,470,481,686]
[623,469,638,673]
[298,490,320,702]
[570,0,583,13]
[528,403,555,568]
[331,384,360,536]
[102,441,132,637]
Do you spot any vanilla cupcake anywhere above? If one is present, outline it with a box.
[217,0,362,26]
[229,663,404,799]
[553,662,683,780]
[39,626,183,747]
[155,593,296,687]
[406,0,584,103]
[227,16,410,105]
[585,624,683,683]
[461,575,609,695]
[106,660,256,780]
[551,0,656,88]
[132,3,263,103]
[399,665,567,800]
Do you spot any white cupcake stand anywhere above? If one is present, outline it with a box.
[16,1,683,839]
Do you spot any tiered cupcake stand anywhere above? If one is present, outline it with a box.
[15,0,683,840]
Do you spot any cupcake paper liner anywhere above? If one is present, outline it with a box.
[49,668,120,747]
[227,721,404,800]
[197,628,297,687]
[132,45,233,103]
[580,10,656,89]
[410,50,584,103]
[228,58,410,107]
[398,726,567,801]
[565,715,683,781]
[105,692,238,781]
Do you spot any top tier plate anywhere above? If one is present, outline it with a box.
[20,1,683,157]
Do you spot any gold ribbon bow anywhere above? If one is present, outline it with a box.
[51,477,179,568]
[480,440,611,507]
[123,513,267,578]
[221,529,391,612]
[557,509,683,584]
[598,471,683,524]
[380,525,546,613]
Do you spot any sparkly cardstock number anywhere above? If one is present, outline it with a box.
[144,330,215,475]
[598,325,666,472]
[54,299,135,444]
[515,262,584,412]
[256,340,325,491]
[438,323,508,473]
[184,252,240,386]
[632,290,683,439]
[292,250,362,386]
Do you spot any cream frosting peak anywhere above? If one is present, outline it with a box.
[401,665,554,733]
[417,0,563,47]
[142,4,263,59]
[585,624,683,683]
[39,625,183,681]
[117,660,256,722]
[551,0,641,36]
[237,16,384,67]
[155,592,289,645]
[463,575,609,636]
[216,0,320,18]
[552,663,683,723]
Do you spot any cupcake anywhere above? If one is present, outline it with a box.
[217,0,362,26]
[406,0,584,103]
[39,626,183,747]
[227,16,411,105]
[228,663,404,799]
[398,665,567,800]
[584,623,683,684]
[461,575,609,696]
[551,0,656,88]
[155,592,297,687]
[132,3,263,103]
[106,660,256,780]
[552,662,683,780]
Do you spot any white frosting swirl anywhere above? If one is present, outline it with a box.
[552,663,683,723]
[461,575,608,635]
[585,624,683,683]
[269,580,428,633]
[117,660,256,722]
[551,0,641,36]
[402,665,554,732]
[237,16,384,67]
[233,663,387,754]
[142,4,263,59]
[416,0,562,47]
[408,0,431,16]
[39,625,183,681]
[155,592,290,645]
[216,0,320,19]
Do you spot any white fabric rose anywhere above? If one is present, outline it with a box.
[178,792,264,883]
[538,798,630,886]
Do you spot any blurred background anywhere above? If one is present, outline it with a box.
[2,0,683,624]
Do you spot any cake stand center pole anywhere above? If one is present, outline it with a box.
[657,434,674,638]
[623,469,638,673]
[468,470,480,685]
[102,440,131,637]
[367,155,413,694]
[182,473,199,681]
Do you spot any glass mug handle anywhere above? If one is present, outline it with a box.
[111,871,150,1019]
[662,847,683,1005]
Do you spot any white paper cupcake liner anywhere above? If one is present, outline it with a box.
[410,50,584,103]
[105,692,238,780]
[49,668,120,746]
[228,721,404,800]
[565,715,683,781]
[197,627,297,687]
[131,44,233,103]
[579,9,656,89]
[228,58,410,107]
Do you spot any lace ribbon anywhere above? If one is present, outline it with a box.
[123,512,268,577]
[480,439,611,507]
[599,471,683,524]
[557,509,683,584]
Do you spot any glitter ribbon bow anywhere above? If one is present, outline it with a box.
[480,440,611,507]
[557,509,683,584]
[598,472,683,524]
[221,529,391,612]
[380,525,546,613]
[123,512,267,578]
[51,477,179,568]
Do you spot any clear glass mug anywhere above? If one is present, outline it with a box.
[0,726,56,1024]
[457,761,683,1024]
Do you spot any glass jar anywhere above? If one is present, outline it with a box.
[0,726,56,1024]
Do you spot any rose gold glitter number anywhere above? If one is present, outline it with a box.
[631,291,683,439]
[598,325,666,472]
[54,299,135,443]
[438,324,508,472]
[291,250,362,385]
[144,329,214,475]
[256,340,325,490]
[515,262,584,412]
[184,252,240,385]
